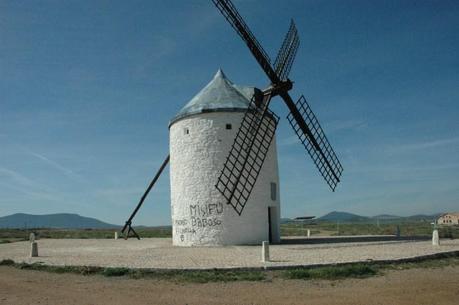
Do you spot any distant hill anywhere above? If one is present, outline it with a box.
[280,218,293,224]
[404,214,441,221]
[0,213,119,229]
[315,211,441,223]
[318,211,370,222]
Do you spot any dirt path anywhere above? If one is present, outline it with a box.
[1,266,458,305]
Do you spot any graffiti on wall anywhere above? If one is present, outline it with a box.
[174,202,224,242]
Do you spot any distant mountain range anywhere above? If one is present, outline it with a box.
[316,211,441,222]
[0,213,119,229]
[282,211,442,223]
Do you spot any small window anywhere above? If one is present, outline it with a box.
[184,128,189,135]
[226,124,232,130]
[270,182,277,201]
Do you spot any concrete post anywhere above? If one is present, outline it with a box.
[432,229,440,246]
[261,241,270,262]
[114,232,118,240]
[29,233,35,243]
[30,241,38,257]
[307,229,310,238]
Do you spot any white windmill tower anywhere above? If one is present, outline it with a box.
[169,69,281,246]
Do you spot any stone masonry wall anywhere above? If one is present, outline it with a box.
[169,112,281,246]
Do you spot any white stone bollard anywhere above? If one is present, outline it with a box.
[432,229,440,246]
[307,229,310,238]
[29,233,35,243]
[114,232,118,240]
[30,241,38,257]
[396,225,401,238]
[261,241,270,263]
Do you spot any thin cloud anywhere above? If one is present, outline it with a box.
[0,167,95,210]
[28,152,79,179]
[357,162,459,173]
[389,136,459,153]
[97,187,145,198]
[327,119,368,134]
[0,167,40,188]
[0,182,57,201]
[0,167,55,199]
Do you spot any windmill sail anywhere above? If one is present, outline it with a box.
[211,0,280,83]
[286,95,343,190]
[215,91,279,215]
[274,20,300,81]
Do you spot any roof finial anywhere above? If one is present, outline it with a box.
[214,68,226,80]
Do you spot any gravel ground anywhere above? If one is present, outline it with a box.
[1,238,458,269]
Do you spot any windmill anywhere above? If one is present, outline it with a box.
[121,0,343,243]
[212,0,343,216]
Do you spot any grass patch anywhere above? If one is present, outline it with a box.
[283,252,459,281]
[102,267,130,277]
[14,262,103,275]
[385,255,459,270]
[0,227,172,240]
[167,270,265,283]
[284,264,378,280]
[129,269,266,283]
[1,252,458,283]
[0,260,264,283]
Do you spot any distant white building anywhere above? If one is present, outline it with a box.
[169,69,281,246]
[437,212,459,226]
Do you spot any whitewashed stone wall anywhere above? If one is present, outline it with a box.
[169,112,281,246]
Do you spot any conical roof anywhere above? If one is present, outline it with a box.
[169,69,255,126]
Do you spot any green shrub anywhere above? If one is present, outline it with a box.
[177,270,265,283]
[102,267,130,277]
[0,259,15,266]
[130,269,265,283]
[285,264,378,280]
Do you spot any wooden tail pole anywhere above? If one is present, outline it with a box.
[121,154,170,239]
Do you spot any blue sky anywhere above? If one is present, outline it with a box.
[1,0,458,225]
